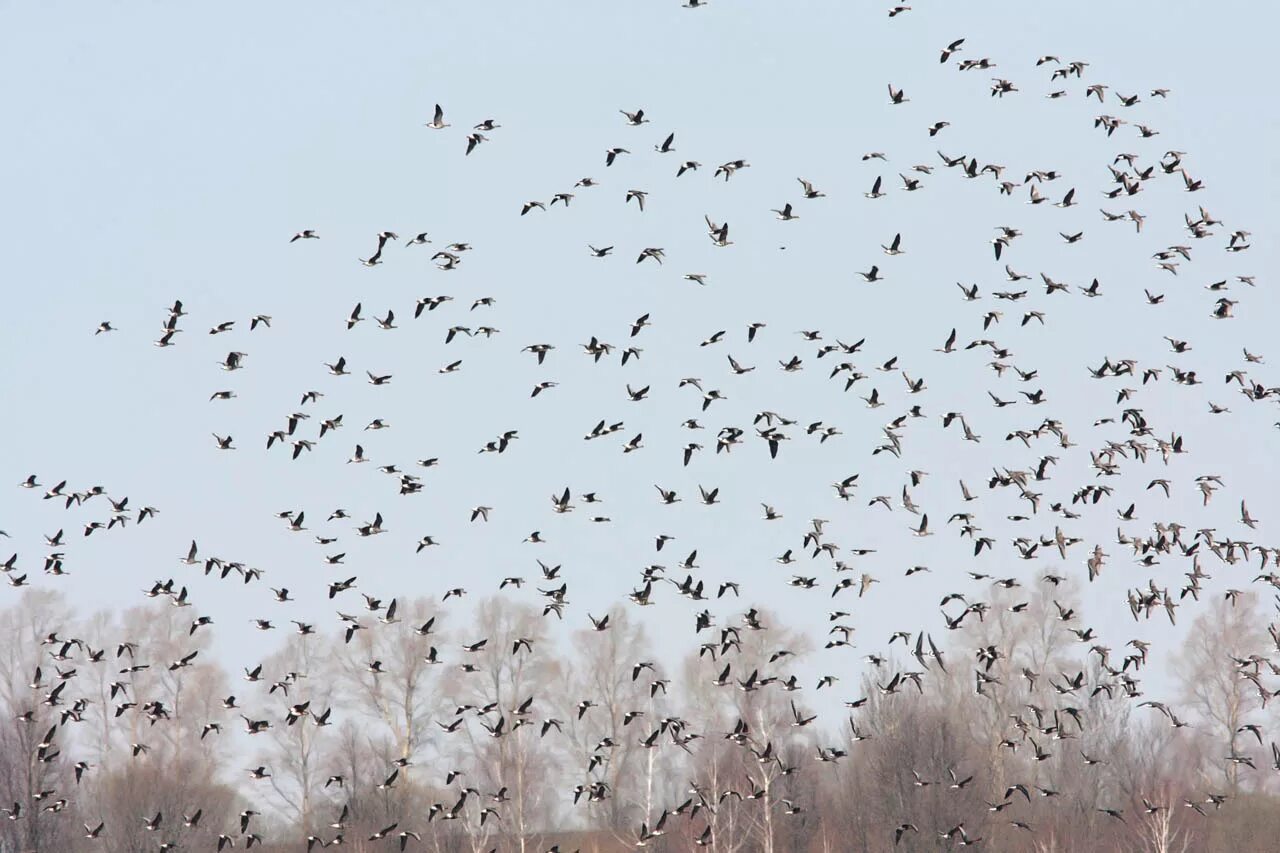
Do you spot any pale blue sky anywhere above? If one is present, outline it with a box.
[1,1,1277,719]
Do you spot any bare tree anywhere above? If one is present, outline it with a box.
[447,596,561,853]
[332,597,449,771]
[0,589,79,853]
[558,605,682,844]
[677,607,815,853]
[1176,592,1267,792]
[256,632,336,838]
[89,758,241,853]
[1125,781,1195,853]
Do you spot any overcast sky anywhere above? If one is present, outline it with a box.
[1,1,1277,721]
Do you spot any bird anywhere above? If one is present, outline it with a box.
[2,14,1272,853]
[939,37,965,63]
[798,178,825,199]
[425,103,449,129]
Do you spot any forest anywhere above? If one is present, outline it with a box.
[2,584,1280,852]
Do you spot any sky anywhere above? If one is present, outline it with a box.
[1,0,1278,731]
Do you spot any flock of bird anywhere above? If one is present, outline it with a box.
[2,3,1274,851]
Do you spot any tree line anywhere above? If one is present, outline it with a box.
[2,584,1279,852]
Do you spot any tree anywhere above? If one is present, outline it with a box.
[558,605,680,844]
[449,596,561,853]
[679,606,815,853]
[0,589,79,853]
[257,632,336,837]
[1176,592,1267,793]
[332,597,449,769]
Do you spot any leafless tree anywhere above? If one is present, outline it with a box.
[558,605,682,845]
[0,589,79,853]
[446,596,561,853]
[1175,591,1267,792]
[332,597,449,771]
[256,632,336,837]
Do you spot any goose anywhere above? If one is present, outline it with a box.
[425,103,449,129]
[713,159,749,180]
[218,351,246,371]
[939,37,964,62]
[797,178,825,198]
[705,216,733,247]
